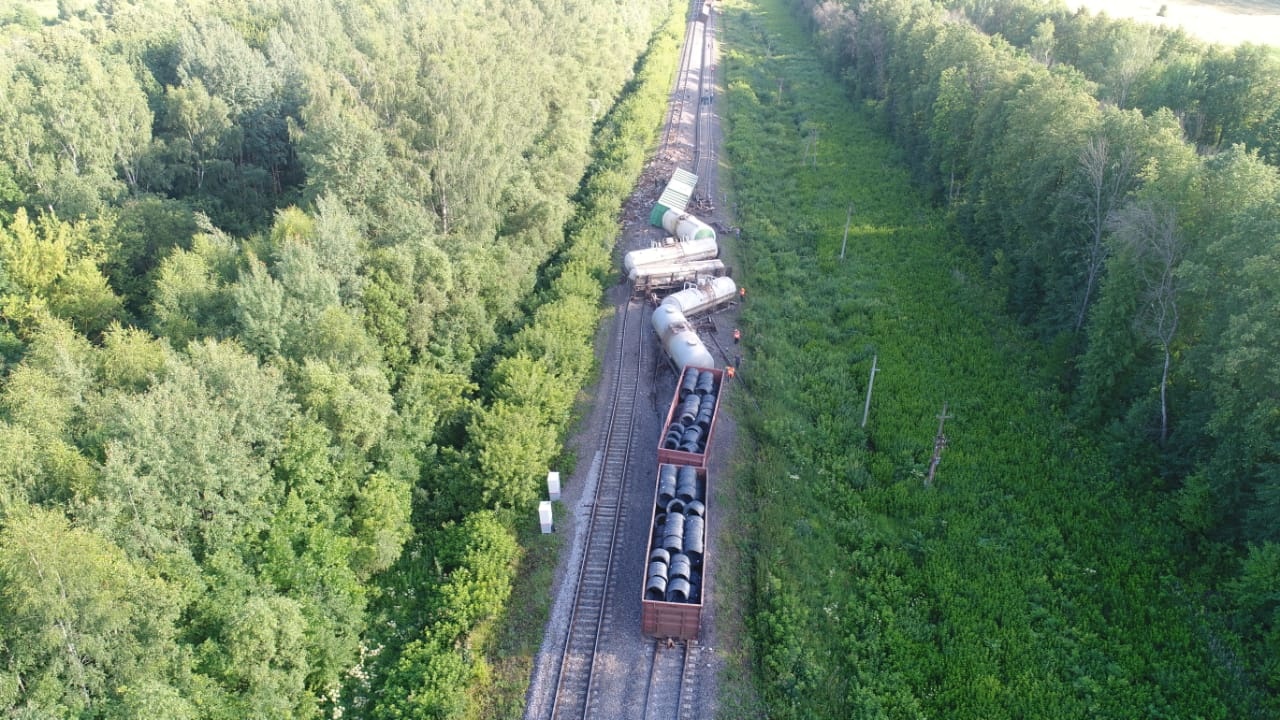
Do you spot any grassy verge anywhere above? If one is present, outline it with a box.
[718,0,1249,717]
[471,504,564,720]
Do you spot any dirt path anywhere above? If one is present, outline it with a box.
[1069,0,1280,46]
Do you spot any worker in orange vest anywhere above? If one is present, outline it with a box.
[733,328,741,344]
[726,365,735,379]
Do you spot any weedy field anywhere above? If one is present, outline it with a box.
[718,0,1265,716]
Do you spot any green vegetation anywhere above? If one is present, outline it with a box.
[721,0,1276,715]
[6,0,1278,716]
[0,0,682,717]
[944,0,1280,164]
[793,0,1280,706]
[353,6,691,717]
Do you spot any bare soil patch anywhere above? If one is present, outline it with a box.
[1069,0,1280,46]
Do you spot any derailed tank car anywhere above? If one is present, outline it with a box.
[659,276,737,317]
[657,365,722,468]
[629,259,727,294]
[660,209,716,243]
[641,464,708,640]
[651,306,716,372]
[623,236,719,276]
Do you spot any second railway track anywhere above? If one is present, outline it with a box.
[643,639,701,720]
[548,300,648,720]
[661,12,698,156]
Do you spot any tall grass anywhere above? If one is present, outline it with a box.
[719,0,1252,717]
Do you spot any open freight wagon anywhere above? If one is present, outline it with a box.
[657,366,723,468]
[641,464,708,640]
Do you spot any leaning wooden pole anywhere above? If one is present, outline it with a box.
[861,355,878,428]
[839,203,854,260]
[925,402,951,487]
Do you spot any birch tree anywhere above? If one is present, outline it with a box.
[1073,128,1137,331]
[1109,198,1182,444]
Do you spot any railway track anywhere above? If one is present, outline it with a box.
[532,3,719,718]
[660,8,699,156]
[642,5,717,717]
[547,300,648,720]
[662,1,716,176]
[643,639,701,720]
[691,7,716,199]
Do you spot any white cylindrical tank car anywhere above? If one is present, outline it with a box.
[623,236,719,275]
[652,304,716,371]
[628,259,726,285]
[662,209,716,243]
[661,276,737,317]
[650,303,687,340]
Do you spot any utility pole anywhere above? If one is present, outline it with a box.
[861,355,878,428]
[924,402,952,487]
[840,203,854,260]
[804,128,819,166]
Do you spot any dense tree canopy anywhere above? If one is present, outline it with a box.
[0,0,676,716]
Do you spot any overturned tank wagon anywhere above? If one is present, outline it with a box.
[629,259,727,294]
[660,276,737,317]
[623,236,719,276]
[661,209,716,244]
[657,365,723,467]
[651,306,716,372]
[642,463,708,640]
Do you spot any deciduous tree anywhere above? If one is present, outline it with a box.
[0,209,124,338]
[0,507,181,716]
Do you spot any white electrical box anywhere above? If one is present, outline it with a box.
[538,501,553,534]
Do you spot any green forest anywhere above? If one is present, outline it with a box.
[719,0,1280,717]
[0,0,685,717]
[5,0,1280,717]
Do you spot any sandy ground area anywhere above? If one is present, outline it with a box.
[1069,0,1280,46]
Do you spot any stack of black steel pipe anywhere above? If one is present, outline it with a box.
[646,463,704,603]
[663,368,718,454]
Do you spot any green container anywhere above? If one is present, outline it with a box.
[650,168,698,226]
